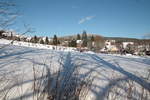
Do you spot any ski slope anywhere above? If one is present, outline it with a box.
[0,41,150,100]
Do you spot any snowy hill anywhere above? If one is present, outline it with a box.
[0,39,77,52]
[0,41,150,100]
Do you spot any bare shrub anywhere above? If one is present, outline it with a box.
[31,54,93,100]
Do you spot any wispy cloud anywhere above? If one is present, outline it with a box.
[78,16,95,24]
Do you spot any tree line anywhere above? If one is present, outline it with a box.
[0,30,105,51]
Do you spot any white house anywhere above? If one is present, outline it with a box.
[26,36,32,41]
[76,40,82,44]
[2,30,16,37]
[122,42,134,49]
[104,40,118,51]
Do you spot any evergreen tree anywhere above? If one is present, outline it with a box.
[82,30,88,47]
[91,35,94,42]
[53,35,58,45]
[77,34,81,40]
[69,39,77,47]
[40,39,44,44]
[82,30,87,40]
[10,32,13,39]
[0,30,3,36]
[45,36,49,44]
[34,35,38,43]
[57,40,60,44]
[0,30,5,38]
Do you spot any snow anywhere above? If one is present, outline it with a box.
[0,39,150,100]
[0,39,77,52]
[84,51,95,54]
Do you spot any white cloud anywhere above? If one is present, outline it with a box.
[78,16,95,24]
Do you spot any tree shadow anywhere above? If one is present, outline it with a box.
[71,53,150,99]
[0,52,90,100]
[89,54,150,91]
[112,54,150,66]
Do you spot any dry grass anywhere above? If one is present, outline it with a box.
[31,55,93,100]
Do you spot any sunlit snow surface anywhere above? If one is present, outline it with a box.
[0,39,150,100]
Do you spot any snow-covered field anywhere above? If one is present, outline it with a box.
[0,39,150,100]
[0,39,76,52]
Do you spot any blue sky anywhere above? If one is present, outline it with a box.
[12,0,150,38]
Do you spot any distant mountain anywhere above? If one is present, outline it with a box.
[58,33,150,42]
[58,33,104,41]
[103,37,140,42]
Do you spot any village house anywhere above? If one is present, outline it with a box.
[104,40,119,52]
[76,40,82,48]
[122,42,134,49]
[60,41,69,47]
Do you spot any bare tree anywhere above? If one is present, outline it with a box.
[94,35,105,52]
[0,0,18,29]
[0,0,34,49]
